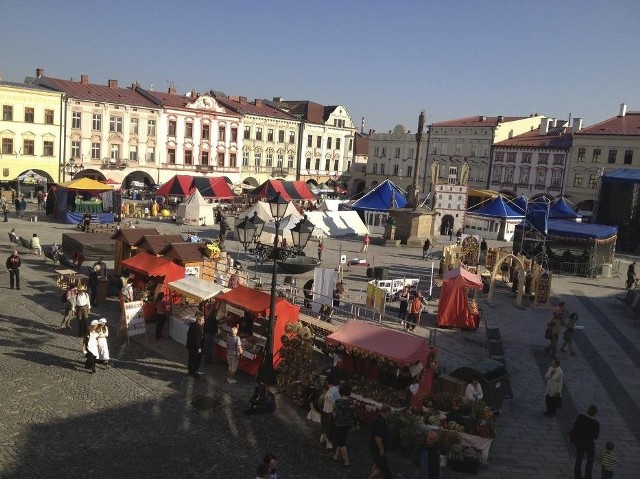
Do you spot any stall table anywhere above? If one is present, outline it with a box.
[169,313,195,346]
[75,200,103,214]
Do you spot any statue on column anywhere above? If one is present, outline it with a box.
[461,162,470,186]
[431,160,440,186]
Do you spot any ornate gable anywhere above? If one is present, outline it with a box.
[186,95,225,113]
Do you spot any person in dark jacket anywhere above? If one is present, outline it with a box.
[571,404,599,479]
[202,305,219,364]
[416,430,441,479]
[186,311,205,377]
[6,250,22,289]
[88,265,100,306]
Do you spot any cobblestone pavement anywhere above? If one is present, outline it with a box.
[0,206,638,478]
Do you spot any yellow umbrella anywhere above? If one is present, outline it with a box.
[60,177,113,191]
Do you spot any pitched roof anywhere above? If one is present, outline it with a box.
[134,234,186,255]
[34,76,157,108]
[110,228,160,244]
[576,112,640,136]
[281,100,327,124]
[354,132,369,155]
[494,128,574,149]
[432,115,530,128]
[159,242,207,263]
[216,96,296,121]
[0,80,60,93]
[138,89,191,108]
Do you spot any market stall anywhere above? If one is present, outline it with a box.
[437,268,483,330]
[50,177,119,224]
[213,284,300,376]
[167,277,227,346]
[121,251,185,321]
[325,320,436,420]
[111,228,160,275]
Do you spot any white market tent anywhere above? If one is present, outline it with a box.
[318,199,347,212]
[305,211,369,237]
[260,213,327,243]
[168,276,227,301]
[239,200,301,223]
[177,189,214,226]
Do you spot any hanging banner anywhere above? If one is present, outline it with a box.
[123,300,146,337]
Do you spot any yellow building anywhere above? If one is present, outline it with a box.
[0,81,63,191]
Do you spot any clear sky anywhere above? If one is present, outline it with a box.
[2,0,639,132]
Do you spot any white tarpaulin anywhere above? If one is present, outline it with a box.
[305,211,369,237]
[259,213,327,243]
[238,200,301,223]
[168,276,227,301]
[177,189,214,226]
[18,170,47,184]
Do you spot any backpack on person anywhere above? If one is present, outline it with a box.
[332,398,355,428]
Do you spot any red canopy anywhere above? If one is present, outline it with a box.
[437,268,482,329]
[248,179,316,201]
[156,175,194,197]
[326,320,430,367]
[121,251,185,284]
[157,175,236,199]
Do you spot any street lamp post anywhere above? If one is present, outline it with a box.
[235,211,265,280]
[62,158,85,181]
[235,193,314,385]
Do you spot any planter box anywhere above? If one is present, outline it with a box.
[449,460,479,474]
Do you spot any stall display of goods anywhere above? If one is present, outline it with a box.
[536,271,551,304]
[461,236,480,266]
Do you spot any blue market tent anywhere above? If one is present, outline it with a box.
[468,194,524,219]
[351,179,408,212]
[516,219,616,240]
[512,195,528,214]
[549,197,581,220]
[601,168,640,184]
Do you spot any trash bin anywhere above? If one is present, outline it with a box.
[450,359,509,410]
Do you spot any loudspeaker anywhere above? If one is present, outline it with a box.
[373,267,389,280]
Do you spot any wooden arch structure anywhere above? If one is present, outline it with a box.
[487,252,527,308]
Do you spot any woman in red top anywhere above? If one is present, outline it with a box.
[155,292,171,339]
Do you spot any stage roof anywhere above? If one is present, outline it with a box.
[517,219,617,240]
[602,169,640,184]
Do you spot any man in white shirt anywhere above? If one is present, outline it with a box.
[464,378,484,403]
[75,285,91,338]
[321,378,341,450]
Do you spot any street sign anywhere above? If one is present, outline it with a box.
[340,254,346,264]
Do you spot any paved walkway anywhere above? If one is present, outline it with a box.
[0,207,638,478]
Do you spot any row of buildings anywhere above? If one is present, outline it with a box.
[1,67,639,214]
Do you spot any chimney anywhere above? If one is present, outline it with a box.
[255,99,263,107]
[479,116,486,122]
[572,117,583,131]
[36,68,44,78]
[191,89,198,98]
[497,115,504,122]
[552,118,557,127]
[619,103,627,117]
[131,82,138,90]
[272,97,284,102]
[539,117,551,135]
[80,74,89,85]
[361,116,365,134]
[168,86,176,95]
[108,79,118,88]
[239,96,247,104]
[368,129,375,135]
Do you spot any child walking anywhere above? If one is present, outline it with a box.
[600,442,618,479]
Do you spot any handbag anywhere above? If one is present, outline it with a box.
[544,326,552,340]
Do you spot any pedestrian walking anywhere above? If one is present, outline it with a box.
[202,304,219,364]
[225,326,243,383]
[367,405,393,479]
[332,382,354,468]
[422,239,431,259]
[321,376,340,450]
[560,312,578,355]
[303,279,314,310]
[317,240,323,261]
[398,286,410,322]
[96,318,110,367]
[480,238,488,264]
[6,249,22,290]
[544,358,564,417]
[407,292,425,332]
[414,430,441,479]
[262,453,278,479]
[88,264,100,306]
[19,197,26,217]
[83,319,100,374]
[626,262,637,289]
[75,285,91,338]
[60,285,77,329]
[361,233,370,253]
[14,197,20,216]
[545,307,563,358]
[186,311,205,377]
[155,292,171,339]
[570,405,599,479]
[600,442,618,479]
[1,197,8,222]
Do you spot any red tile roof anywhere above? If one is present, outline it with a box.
[37,77,157,108]
[216,96,297,121]
[140,89,191,109]
[576,112,640,136]
[282,101,327,124]
[494,128,573,149]
[432,116,530,127]
[354,132,369,154]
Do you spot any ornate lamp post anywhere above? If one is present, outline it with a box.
[62,158,84,181]
[235,211,265,280]
[235,192,315,385]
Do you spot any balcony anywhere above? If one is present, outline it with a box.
[161,163,240,174]
[547,184,562,192]
[271,167,291,177]
[101,158,128,169]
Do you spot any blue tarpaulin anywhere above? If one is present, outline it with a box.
[549,197,580,219]
[351,179,408,212]
[516,219,617,240]
[468,195,524,219]
[602,169,640,184]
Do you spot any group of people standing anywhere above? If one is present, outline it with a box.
[398,286,427,332]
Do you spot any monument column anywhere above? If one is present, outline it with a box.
[407,110,426,209]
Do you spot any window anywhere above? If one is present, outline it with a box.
[129,118,138,135]
[334,160,339,171]
[454,140,463,155]
[553,154,564,166]
[24,108,34,123]
[147,147,155,163]
[372,163,378,174]
[327,137,332,149]
[202,124,210,140]
[184,150,192,165]
[316,136,321,148]
[23,139,35,155]
[407,165,413,177]
[230,153,237,167]
[231,127,238,142]
[492,165,502,182]
[91,114,101,131]
[242,150,249,166]
[307,135,312,147]
[325,159,331,171]
[538,153,549,165]
[256,127,263,141]
[381,147,386,157]
[289,131,295,144]
[201,151,209,166]
[288,154,294,168]
[624,150,633,165]
[43,140,54,156]
[395,147,400,158]
[374,146,379,157]
[267,129,274,142]
[266,151,273,167]
[72,112,81,129]
[577,147,586,162]
[110,144,119,160]
[168,120,176,136]
[522,153,532,164]
[349,139,353,151]
[393,165,399,175]
[217,152,224,166]
[3,105,13,121]
[592,148,601,163]
[588,174,597,189]
[185,122,193,138]
[470,141,477,157]
[109,116,123,133]
[45,109,54,125]
[315,158,320,170]
[278,129,285,143]
[277,152,284,167]
[129,145,138,163]
[495,152,504,162]
[573,173,583,187]
[536,169,546,186]
[519,167,530,185]
[607,149,617,164]
[91,143,100,159]
[244,126,251,140]
[218,126,225,141]
[380,163,386,175]
[2,138,12,154]
[336,138,341,150]
[551,170,562,187]
[147,120,156,137]
[255,151,262,166]
[167,148,176,164]
[71,141,80,158]
[506,152,516,163]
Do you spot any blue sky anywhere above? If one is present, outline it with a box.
[2,0,639,132]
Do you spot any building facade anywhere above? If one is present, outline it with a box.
[348,131,369,195]
[490,117,580,199]
[0,80,63,185]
